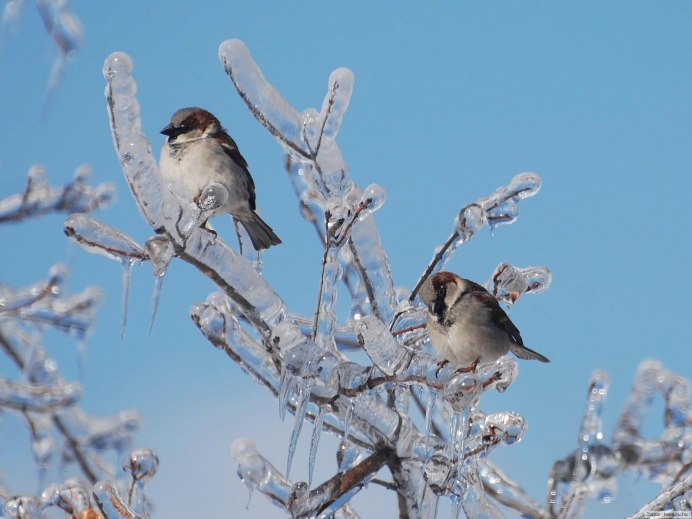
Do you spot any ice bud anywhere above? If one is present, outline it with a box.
[443,373,481,412]
[359,183,386,215]
[507,172,541,200]
[103,52,133,81]
[485,412,526,445]
[124,448,159,482]
[198,182,229,212]
[457,203,487,240]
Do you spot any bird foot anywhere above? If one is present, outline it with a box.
[454,358,480,375]
[435,359,450,377]
[482,371,502,389]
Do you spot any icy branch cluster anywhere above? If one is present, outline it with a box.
[0,171,155,519]
[58,41,690,518]
[1,0,83,107]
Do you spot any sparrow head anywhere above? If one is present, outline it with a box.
[419,271,463,319]
[161,107,222,144]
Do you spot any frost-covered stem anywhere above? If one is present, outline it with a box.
[311,213,339,350]
[407,175,542,306]
[409,232,459,304]
[0,165,113,223]
[219,39,396,322]
[0,328,99,484]
[53,416,99,484]
[627,473,692,518]
[479,460,545,517]
[64,226,148,261]
[290,447,393,518]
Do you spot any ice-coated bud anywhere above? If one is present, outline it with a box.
[124,448,159,482]
[144,235,175,277]
[443,373,481,412]
[485,356,518,393]
[337,361,372,390]
[48,263,68,291]
[485,412,526,445]
[198,182,229,212]
[27,164,47,185]
[359,183,386,215]
[325,197,350,238]
[92,480,137,519]
[192,301,226,344]
[353,315,411,376]
[283,340,313,376]
[287,481,310,517]
[457,203,487,240]
[103,52,134,82]
[42,479,92,514]
[120,132,150,166]
[302,108,320,146]
[41,484,63,508]
[337,443,361,472]
[486,198,519,229]
[310,352,340,397]
[507,172,541,200]
[231,438,268,489]
[424,453,453,495]
[490,263,552,306]
[321,67,355,142]
[73,164,91,184]
[3,496,42,518]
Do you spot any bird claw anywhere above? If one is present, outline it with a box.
[482,371,503,389]
[435,359,449,377]
[454,358,480,375]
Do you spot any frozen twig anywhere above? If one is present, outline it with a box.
[0,165,114,223]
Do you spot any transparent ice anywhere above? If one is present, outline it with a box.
[4,38,689,519]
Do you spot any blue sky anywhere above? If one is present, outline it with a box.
[1,2,690,517]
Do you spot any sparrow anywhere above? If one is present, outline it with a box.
[419,271,550,366]
[159,107,281,250]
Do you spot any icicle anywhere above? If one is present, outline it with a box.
[287,380,311,478]
[309,406,325,486]
[278,368,293,422]
[342,399,355,443]
[425,389,438,450]
[124,448,159,513]
[144,236,174,333]
[120,258,134,339]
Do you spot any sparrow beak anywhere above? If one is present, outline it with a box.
[160,123,175,136]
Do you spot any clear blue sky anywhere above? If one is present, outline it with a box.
[1,2,690,518]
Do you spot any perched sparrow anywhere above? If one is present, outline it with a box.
[159,107,281,250]
[419,271,550,366]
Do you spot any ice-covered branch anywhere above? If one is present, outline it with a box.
[408,173,542,305]
[0,378,81,412]
[0,264,101,338]
[0,165,114,223]
[219,39,397,323]
[0,261,140,487]
[547,361,691,518]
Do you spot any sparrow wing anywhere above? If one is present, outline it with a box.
[469,290,525,345]
[469,289,551,363]
[215,131,257,211]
